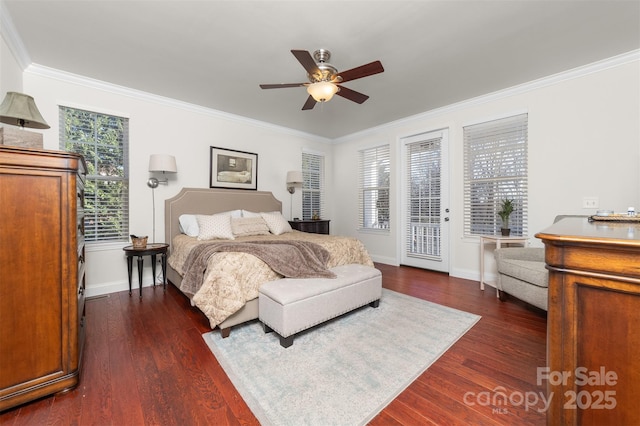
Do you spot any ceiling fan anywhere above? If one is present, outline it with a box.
[259,49,384,110]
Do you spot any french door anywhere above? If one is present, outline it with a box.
[400,129,450,272]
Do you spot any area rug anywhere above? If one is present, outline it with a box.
[202,288,480,426]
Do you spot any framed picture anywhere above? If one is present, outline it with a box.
[209,146,258,190]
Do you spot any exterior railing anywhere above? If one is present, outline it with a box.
[410,222,441,257]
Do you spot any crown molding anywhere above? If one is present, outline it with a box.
[0,0,31,69]
[334,49,640,144]
[23,63,332,144]
[6,0,637,147]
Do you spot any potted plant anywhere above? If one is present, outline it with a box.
[497,199,514,236]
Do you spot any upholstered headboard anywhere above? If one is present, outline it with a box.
[164,187,282,249]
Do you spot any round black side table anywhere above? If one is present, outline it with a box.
[122,243,169,298]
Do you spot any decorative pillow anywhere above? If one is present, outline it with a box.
[196,214,235,240]
[179,210,242,237]
[260,211,292,235]
[178,214,199,237]
[225,209,243,218]
[241,210,261,218]
[231,217,270,237]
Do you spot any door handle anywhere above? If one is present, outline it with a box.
[444,217,450,222]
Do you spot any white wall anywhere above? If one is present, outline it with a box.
[0,23,24,101]
[21,68,332,296]
[331,54,640,283]
[4,20,639,295]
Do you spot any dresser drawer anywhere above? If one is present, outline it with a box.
[77,251,86,287]
[77,251,86,323]
[77,215,85,249]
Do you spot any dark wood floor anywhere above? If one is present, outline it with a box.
[1,264,547,426]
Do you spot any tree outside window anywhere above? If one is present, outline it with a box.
[59,106,129,242]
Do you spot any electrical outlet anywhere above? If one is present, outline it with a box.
[582,197,599,209]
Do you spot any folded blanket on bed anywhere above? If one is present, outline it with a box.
[180,240,337,297]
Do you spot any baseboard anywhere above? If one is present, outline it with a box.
[369,255,398,266]
[85,278,162,298]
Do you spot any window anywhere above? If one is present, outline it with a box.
[302,151,325,220]
[59,106,129,242]
[463,113,528,237]
[359,145,390,230]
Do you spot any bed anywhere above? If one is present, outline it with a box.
[164,187,374,336]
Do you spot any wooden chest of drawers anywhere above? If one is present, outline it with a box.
[0,146,87,411]
[536,217,640,425]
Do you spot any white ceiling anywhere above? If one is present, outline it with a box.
[3,1,639,139]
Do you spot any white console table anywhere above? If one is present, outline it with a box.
[479,235,528,295]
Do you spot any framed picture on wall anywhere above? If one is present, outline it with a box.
[209,146,258,190]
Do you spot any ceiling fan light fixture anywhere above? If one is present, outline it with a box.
[307,81,339,103]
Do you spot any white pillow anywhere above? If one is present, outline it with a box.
[179,210,242,237]
[260,211,292,235]
[196,214,235,240]
[178,214,199,237]
[242,210,261,218]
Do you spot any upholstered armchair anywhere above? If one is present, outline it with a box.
[493,247,548,311]
[493,215,588,311]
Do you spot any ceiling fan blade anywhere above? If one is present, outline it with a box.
[260,83,306,89]
[302,95,317,110]
[338,61,384,83]
[336,85,369,104]
[291,50,320,76]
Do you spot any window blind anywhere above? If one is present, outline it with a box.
[59,106,130,242]
[302,152,325,220]
[405,135,442,258]
[463,113,528,237]
[358,145,390,230]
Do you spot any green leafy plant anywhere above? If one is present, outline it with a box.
[497,199,515,228]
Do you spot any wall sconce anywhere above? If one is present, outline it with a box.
[147,154,177,188]
[147,154,177,242]
[0,92,50,129]
[286,170,303,220]
[286,170,303,194]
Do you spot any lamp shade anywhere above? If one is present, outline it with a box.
[286,170,303,185]
[0,92,50,129]
[307,81,339,102]
[149,154,177,173]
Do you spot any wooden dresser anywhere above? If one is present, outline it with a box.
[0,146,87,411]
[536,217,640,425]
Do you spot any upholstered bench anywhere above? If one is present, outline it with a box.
[258,264,382,348]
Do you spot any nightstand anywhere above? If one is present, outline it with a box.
[123,243,169,297]
[289,219,330,235]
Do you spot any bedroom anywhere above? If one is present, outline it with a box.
[1,0,639,424]
[1,1,638,296]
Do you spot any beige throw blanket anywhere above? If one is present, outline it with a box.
[180,240,337,297]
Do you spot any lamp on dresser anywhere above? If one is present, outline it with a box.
[0,92,50,149]
[286,170,303,220]
[147,154,177,242]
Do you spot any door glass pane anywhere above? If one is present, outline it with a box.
[406,138,441,259]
